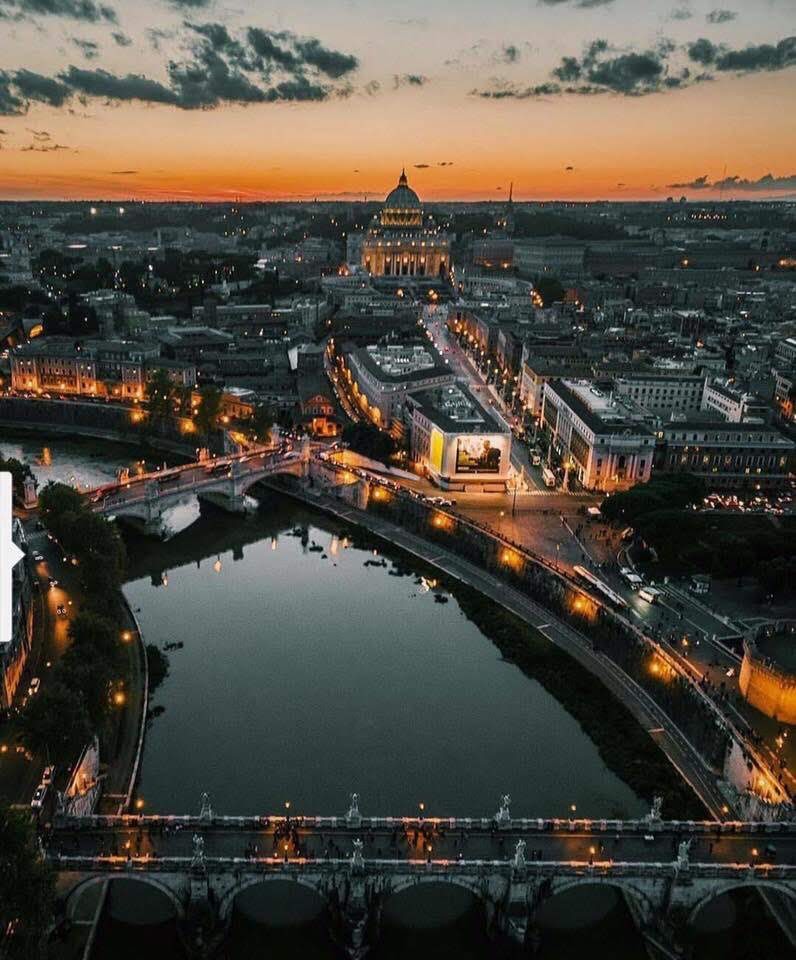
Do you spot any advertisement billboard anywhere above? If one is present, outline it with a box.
[455,436,502,474]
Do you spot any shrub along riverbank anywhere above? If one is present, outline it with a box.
[16,483,134,767]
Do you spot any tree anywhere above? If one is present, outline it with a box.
[146,368,176,423]
[17,682,91,761]
[0,457,36,500]
[341,422,397,462]
[533,276,565,307]
[250,404,274,443]
[0,803,54,958]
[195,385,222,436]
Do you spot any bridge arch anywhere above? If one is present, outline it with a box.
[531,875,657,928]
[62,873,187,923]
[217,873,329,924]
[687,878,796,927]
[386,874,486,902]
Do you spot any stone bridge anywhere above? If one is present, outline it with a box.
[84,440,314,534]
[46,797,796,959]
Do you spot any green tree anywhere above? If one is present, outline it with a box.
[0,457,36,500]
[250,404,274,443]
[195,386,222,436]
[533,276,565,306]
[146,368,176,423]
[17,682,91,761]
[0,803,54,958]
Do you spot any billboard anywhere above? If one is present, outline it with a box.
[429,428,444,472]
[455,436,503,474]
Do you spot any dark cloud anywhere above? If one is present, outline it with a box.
[111,31,131,47]
[393,73,427,87]
[687,35,796,72]
[414,163,430,168]
[0,76,25,115]
[294,38,358,79]
[669,172,796,192]
[72,37,100,59]
[146,28,174,52]
[669,6,693,21]
[11,69,71,107]
[499,44,520,64]
[437,161,453,166]
[57,65,178,104]
[245,27,358,79]
[0,0,116,22]
[537,0,615,7]
[474,81,563,99]
[565,165,575,171]
[22,142,70,151]
[706,9,736,24]
[110,169,137,174]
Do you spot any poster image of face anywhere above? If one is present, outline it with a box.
[456,436,502,474]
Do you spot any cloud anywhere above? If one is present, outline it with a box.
[111,31,131,47]
[110,168,137,174]
[388,17,429,27]
[437,161,453,166]
[363,79,380,95]
[706,9,736,24]
[565,165,575,171]
[164,0,211,7]
[21,142,70,151]
[27,128,50,139]
[146,28,174,51]
[669,5,693,20]
[667,172,796,192]
[498,44,521,64]
[393,73,427,87]
[537,0,615,7]
[0,0,116,22]
[0,20,362,114]
[476,31,795,101]
[686,36,796,72]
[72,37,100,59]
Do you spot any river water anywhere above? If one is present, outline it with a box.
[5,434,788,959]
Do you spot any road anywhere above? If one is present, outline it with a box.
[47,817,796,870]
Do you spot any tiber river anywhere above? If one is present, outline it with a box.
[4,435,790,959]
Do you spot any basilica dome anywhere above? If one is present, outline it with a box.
[380,169,423,228]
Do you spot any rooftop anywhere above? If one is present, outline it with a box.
[411,382,509,435]
[351,340,450,383]
[547,378,654,437]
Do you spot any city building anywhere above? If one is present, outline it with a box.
[702,379,770,423]
[10,338,196,399]
[613,373,706,417]
[513,239,586,280]
[340,340,454,434]
[739,623,796,725]
[360,170,450,279]
[542,379,655,492]
[653,421,794,490]
[407,382,512,490]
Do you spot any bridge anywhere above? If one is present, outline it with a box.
[84,440,313,534]
[47,797,796,959]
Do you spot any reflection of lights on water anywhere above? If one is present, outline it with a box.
[330,535,339,556]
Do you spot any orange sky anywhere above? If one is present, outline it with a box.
[1,0,794,201]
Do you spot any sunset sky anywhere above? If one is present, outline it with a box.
[0,0,794,201]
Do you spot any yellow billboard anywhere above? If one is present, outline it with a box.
[429,428,444,472]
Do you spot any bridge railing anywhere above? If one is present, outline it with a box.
[47,853,796,881]
[52,814,796,835]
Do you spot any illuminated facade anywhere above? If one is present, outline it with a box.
[739,627,796,725]
[407,383,512,490]
[361,170,450,279]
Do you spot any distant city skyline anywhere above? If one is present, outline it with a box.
[0,0,794,201]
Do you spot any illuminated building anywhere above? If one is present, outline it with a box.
[739,626,796,725]
[341,340,454,434]
[360,170,450,279]
[1,519,33,710]
[10,337,196,399]
[542,379,655,493]
[407,383,512,491]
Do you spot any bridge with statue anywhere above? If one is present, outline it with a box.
[82,440,315,534]
[47,796,796,959]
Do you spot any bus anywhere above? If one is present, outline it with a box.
[573,565,627,609]
[541,465,556,488]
